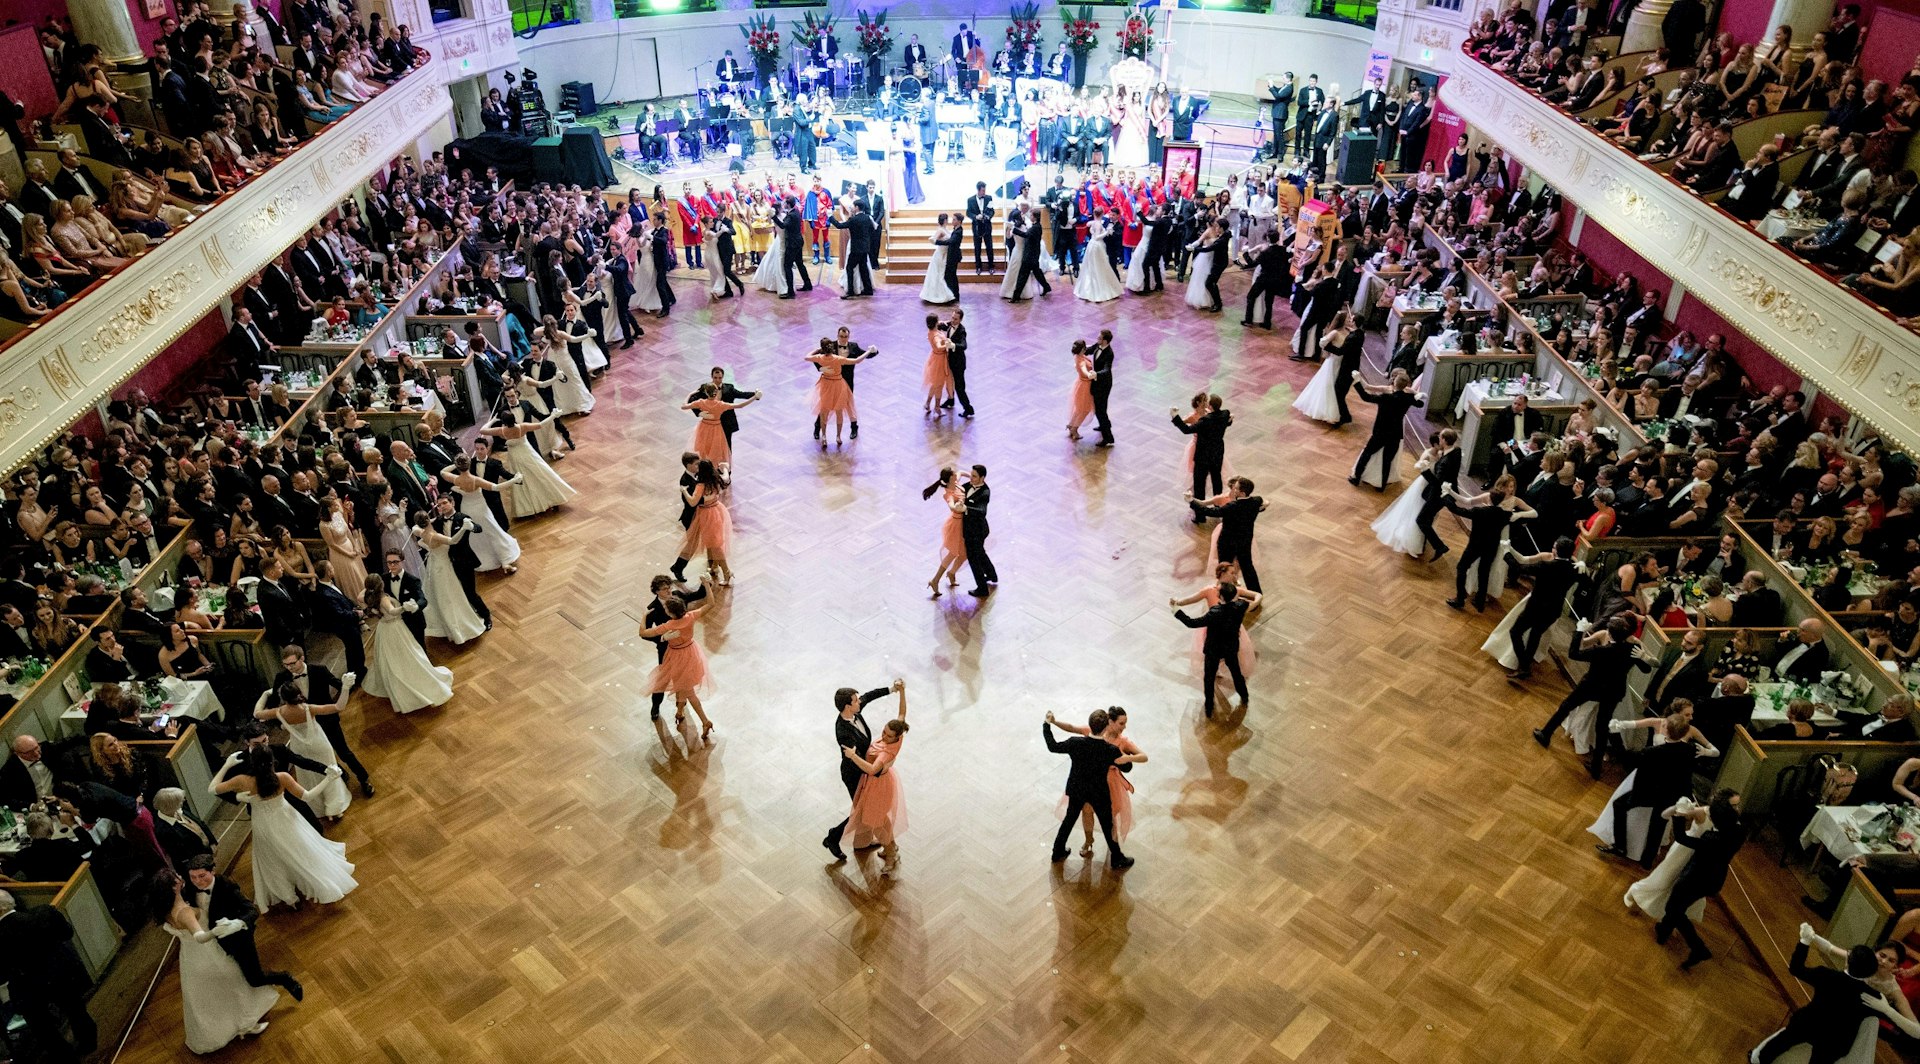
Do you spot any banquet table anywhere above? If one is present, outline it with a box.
[57,678,220,738]
[1757,209,1821,243]
[1801,804,1920,864]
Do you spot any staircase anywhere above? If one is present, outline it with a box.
[883,207,1007,285]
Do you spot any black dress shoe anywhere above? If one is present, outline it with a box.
[1680,949,1712,971]
[779,293,795,300]
[824,834,846,861]
[1445,598,1466,609]
[359,778,375,798]
[1531,727,1551,748]
[1051,849,1069,862]
[968,587,989,597]
[800,285,814,291]
[1347,476,1360,486]
[1594,844,1628,861]
[1109,855,1135,870]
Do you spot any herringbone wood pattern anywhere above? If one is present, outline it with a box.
[111,266,1788,1064]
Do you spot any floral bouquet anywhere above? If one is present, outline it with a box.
[793,11,838,56]
[1117,11,1155,59]
[740,15,782,72]
[1060,4,1101,56]
[1007,2,1044,59]
[854,10,893,60]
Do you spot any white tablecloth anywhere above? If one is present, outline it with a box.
[1801,804,1918,864]
[59,678,220,735]
[1454,379,1565,421]
[1757,211,1820,242]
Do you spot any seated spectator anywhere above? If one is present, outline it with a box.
[1850,230,1920,315]
[86,733,148,801]
[164,140,225,203]
[1672,123,1738,190]
[1723,145,1781,222]
[83,628,140,684]
[30,602,81,659]
[20,215,94,290]
[3,810,88,881]
[1755,696,1819,740]
[0,247,54,320]
[48,199,129,275]
[1788,187,1870,267]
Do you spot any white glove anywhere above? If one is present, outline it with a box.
[1575,618,1593,633]
[192,929,217,943]
[1607,719,1630,734]
[1798,922,1816,945]
[324,764,344,779]
[341,672,357,689]
[1863,992,1895,1015]
[212,917,247,939]
[402,601,419,613]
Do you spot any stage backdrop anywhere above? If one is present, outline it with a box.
[514,5,1370,110]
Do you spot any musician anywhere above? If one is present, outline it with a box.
[950,23,981,67]
[809,32,838,95]
[1047,43,1073,84]
[904,34,928,70]
[658,99,695,162]
[636,104,668,163]
[917,103,939,176]
[1293,73,1325,156]
[792,96,819,173]
[715,50,742,83]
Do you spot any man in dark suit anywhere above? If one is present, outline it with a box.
[831,202,877,297]
[1309,100,1340,178]
[1723,145,1780,221]
[1351,379,1433,498]
[1729,571,1785,627]
[1088,330,1116,446]
[1644,627,1713,713]
[943,308,974,418]
[182,853,304,998]
[1771,619,1831,683]
[271,643,371,794]
[1139,206,1170,292]
[0,178,34,252]
[75,99,133,168]
[1241,239,1290,329]
[384,442,435,517]
[1172,396,1231,503]
[308,561,367,679]
[1,733,65,809]
[255,556,308,648]
[431,495,491,630]
[16,160,56,219]
[1173,581,1256,717]
[1534,617,1653,777]
[643,575,710,721]
[1264,73,1296,159]
[51,149,108,204]
[1653,790,1746,969]
[1504,537,1581,679]
[378,550,427,648]
[778,201,812,298]
[1293,74,1326,157]
[1397,87,1432,171]
[1200,224,1230,312]
[1188,477,1266,594]
[0,889,98,1060]
[689,367,760,449]
[1489,395,1544,479]
[1833,693,1918,743]
[1693,675,1756,754]
[469,438,515,533]
[0,603,33,659]
[961,465,998,596]
[1601,717,1705,867]
[1044,710,1135,869]
[965,182,996,272]
[228,307,277,368]
[938,214,964,296]
[1007,208,1051,301]
[824,680,904,859]
[151,786,217,871]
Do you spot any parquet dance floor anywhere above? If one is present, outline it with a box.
[113,256,1790,1063]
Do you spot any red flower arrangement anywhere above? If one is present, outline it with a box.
[1006,2,1043,57]
[1117,11,1155,59]
[1060,4,1101,56]
[740,14,781,69]
[855,10,894,60]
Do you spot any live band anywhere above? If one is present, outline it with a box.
[627,21,1154,176]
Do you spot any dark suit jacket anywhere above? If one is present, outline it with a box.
[1176,598,1249,655]
[831,211,877,256]
[53,166,108,205]
[1044,722,1122,800]
[1770,637,1831,683]
[1,752,63,809]
[1644,648,1712,709]
[255,577,308,646]
[1173,410,1231,464]
[155,808,218,869]
[961,483,991,540]
[1670,817,1746,895]
[1190,495,1263,555]
[1422,447,1461,503]
[835,686,892,789]
[0,903,90,996]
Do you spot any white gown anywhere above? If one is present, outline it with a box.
[520,386,561,456]
[457,488,521,571]
[504,435,576,517]
[1622,801,1710,922]
[362,608,453,714]
[1185,249,1215,308]
[165,924,279,1054]
[1460,536,1514,599]
[1291,358,1342,423]
[754,229,791,294]
[998,234,1026,298]
[920,234,956,304]
[1371,480,1430,557]
[1480,592,1531,669]
[240,790,356,909]
[578,330,608,373]
[420,531,486,643]
[1124,237,1149,293]
[274,707,349,817]
[550,359,595,417]
[632,243,664,313]
[1075,223,1125,303]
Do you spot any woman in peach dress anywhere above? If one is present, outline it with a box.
[1066,341,1097,439]
[1048,707,1147,855]
[1171,562,1259,678]
[637,594,713,741]
[923,315,955,415]
[922,467,968,596]
[807,341,871,445]
[839,697,910,876]
[673,460,734,586]
[682,383,759,465]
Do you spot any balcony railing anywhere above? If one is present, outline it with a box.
[1439,45,1920,456]
[0,56,454,475]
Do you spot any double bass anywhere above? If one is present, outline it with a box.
[968,43,989,91]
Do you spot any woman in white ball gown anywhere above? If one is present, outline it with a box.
[155,870,279,1053]
[1372,434,1441,557]
[997,211,1029,299]
[212,745,358,910]
[438,456,521,573]
[360,585,453,714]
[250,679,354,819]
[1075,216,1125,303]
[482,407,575,519]
[1291,308,1356,424]
[754,206,792,295]
[1587,713,1717,860]
[1184,220,1222,309]
[631,215,665,314]
[414,516,487,643]
[920,215,958,305]
[1621,797,1713,923]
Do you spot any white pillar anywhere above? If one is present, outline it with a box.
[67,0,144,66]
[1621,0,1674,56]
[1765,0,1831,62]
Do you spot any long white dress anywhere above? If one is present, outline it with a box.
[362,602,453,714]
[754,228,791,295]
[1371,478,1430,557]
[632,239,665,313]
[920,233,956,304]
[419,529,486,643]
[549,357,595,417]
[457,488,521,571]
[1460,537,1514,599]
[1588,734,1716,855]
[1480,592,1531,669]
[378,501,423,580]
[503,435,576,517]
[1622,800,1711,922]
[274,707,349,817]
[1075,222,1126,303]
[998,231,1027,298]
[240,790,357,909]
[576,324,609,373]
[1185,247,1215,309]
[1292,358,1343,423]
[165,924,279,1054]
[1124,236,1149,293]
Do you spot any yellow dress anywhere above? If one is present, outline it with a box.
[748,203,774,255]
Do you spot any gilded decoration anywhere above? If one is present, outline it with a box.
[76,266,204,364]
[1843,337,1884,383]
[1885,370,1920,413]
[201,235,231,274]
[1413,25,1453,49]
[233,191,311,247]
[39,349,81,399]
[1709,255,1839,351]
[1678,225,1707,266]
[0,388,43,440]
[1592,174,1679,242]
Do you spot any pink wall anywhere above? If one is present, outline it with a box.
[121,308,228,408]
[1857,11,1920,83]
[1425,77,1462,173]
[1717,0,1776,48]
[2,0,286,60]
[0,25,58,122]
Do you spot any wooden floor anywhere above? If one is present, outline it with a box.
[113,257,1795,1063]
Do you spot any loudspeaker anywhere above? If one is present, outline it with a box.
[997,175,1029,199]
[560,81,597,116]
[531,136,565,181]
[1337,131,1377,186]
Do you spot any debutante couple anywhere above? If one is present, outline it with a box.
[920,213,964,305]
[1002,205,1053,303]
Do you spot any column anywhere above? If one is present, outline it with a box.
[67,0,144,66]
[1765,0,1831,62]
[1621,0,1675,56]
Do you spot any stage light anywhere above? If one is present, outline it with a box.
[649,0,683,9]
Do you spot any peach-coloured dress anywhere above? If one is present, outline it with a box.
[810,354,858,420]
[681,484,732,557]
[1067,353,1096,430]
[1054,731,1139,843]
[923,329,953,397]
[839,735,905,849]
[1190,585,1257,676]
[940,485,967,561]
[647,613,708,695]
[688,398,731,464]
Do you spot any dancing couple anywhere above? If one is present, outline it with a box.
[824,679,909,873]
